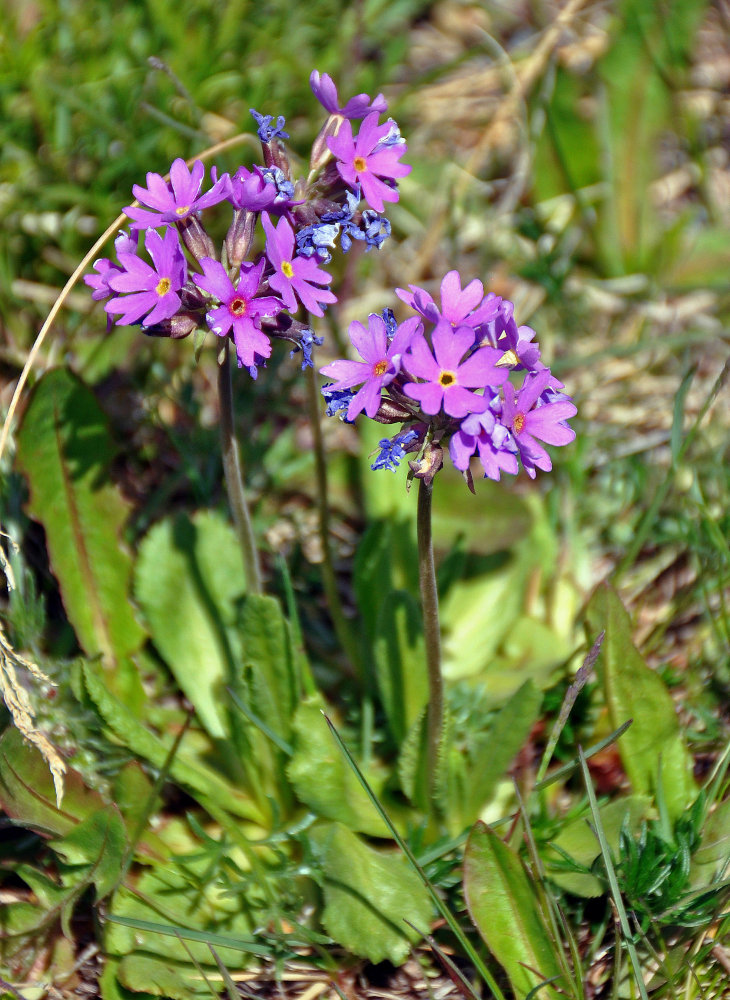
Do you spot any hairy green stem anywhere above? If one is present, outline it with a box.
[217,340,263,595]
[417,477,444,805]
[304,363,362,678]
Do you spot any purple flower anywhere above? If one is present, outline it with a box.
[449,407,519,481]
[403,320,508,418]
[84,232,137,301]
[192,257,283,372]
[262,213,337,317]
[327,113,410,213]
[125,158,229,230]
[319,313,422,421]
[105,227,186,327]
[249,108,289,142]
[226,166,279,212]
[310,71,387,120]
[397,271,501,329]
[501,369,577,478]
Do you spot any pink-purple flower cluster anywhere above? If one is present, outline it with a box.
[85,72,410,377]
[320,271,576,486]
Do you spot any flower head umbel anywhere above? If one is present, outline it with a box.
[88,70,410,381]
[327,113,411,213]
[105,228,187,327]
[262,213,336,317]
[193,257,283,373]
[125,158,229,230]
[321,271,576,486]
[310,71,387,120]
[320,313,422,421]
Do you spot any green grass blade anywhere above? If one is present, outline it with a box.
[323,713,506,1000]
[578,747,649,1000]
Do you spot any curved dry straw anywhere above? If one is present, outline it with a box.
[0,132,258,471]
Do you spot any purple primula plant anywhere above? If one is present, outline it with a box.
[85,71,410,374]
[321,273,576,484]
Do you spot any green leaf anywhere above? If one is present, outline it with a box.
[448,681,543,831]
[134,511,246,741]
[464,822,564,999]
[309,821,432,965]
[81,661,265,824]
[117,955,196,1000]
[239,594,298,746]
[15,368,145,700]
[0,725,108,837]
[50,805,127,900]
[585,584,696,819]
[544,796,651,897]
[287,699,390,836]
[374,590,428,745]
[106,862,257,972]
[691,797,730,886]
[397,706,430,811]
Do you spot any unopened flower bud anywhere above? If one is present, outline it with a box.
[372,397,415,424]
[261,138,291,177]
[143,312,198,339]
[309,114,344,175]
[179,215,216,261]
[224,209,256,269]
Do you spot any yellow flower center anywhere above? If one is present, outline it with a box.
[175,204,190,216]
[282,261,294,278]
[354,156,367,172]
[438,370,456,388]
[373,359,388,376]
[230,296,247,316]
[513,412,525,433]
[156,277,171,296]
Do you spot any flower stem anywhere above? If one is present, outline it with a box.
[304,363,362,678]
[417,477,444,807]
[217,340,263,595]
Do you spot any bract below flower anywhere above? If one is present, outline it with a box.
[192,257,283,372]
[320,313,422,420]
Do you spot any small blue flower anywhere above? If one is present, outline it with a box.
[321,383,356,421]
[295,222,341,263]
[374,119,406,150]
[290,329,324,370]
[382,308,397,337]
[260,166,295,203]
[322,187,361,224]
[371,429,419,472]
[361,211,391,251]
[250,109,289,143]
